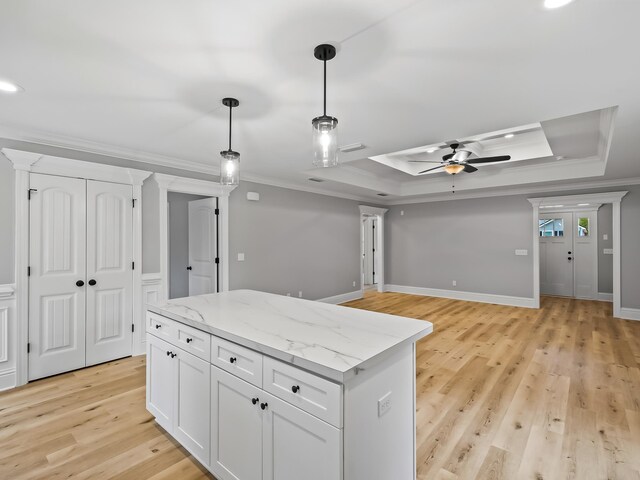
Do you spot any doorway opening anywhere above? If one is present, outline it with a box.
[167,192,219,299]
[359,205,388,294]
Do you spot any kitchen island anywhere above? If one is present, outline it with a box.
[146,289,432,480]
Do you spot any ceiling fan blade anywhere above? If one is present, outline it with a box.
[419,165,445,174]
[408,160,444,163]
[466,155,511,164]
[463,164,478,173]
[442,153,455,161]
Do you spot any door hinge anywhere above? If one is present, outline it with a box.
[214,208,220,215]
[27,343,30,354]
[215,258,220,264]
[28,188,37,200]
[132,198,136,208]
[27,266,31,276]
[132,261,135,270]
[131,324,135,333]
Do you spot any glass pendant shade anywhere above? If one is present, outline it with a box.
[220,150,240,185]
[443,164,465,175]
[312,115,339,167]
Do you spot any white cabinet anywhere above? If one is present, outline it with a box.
[211,366,263,480]
[146,333,211,467]
[263,392,342,480]
[210,364,341,480]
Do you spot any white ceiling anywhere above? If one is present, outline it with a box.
[1,0,639,203]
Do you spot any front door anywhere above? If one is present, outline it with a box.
[539,213,574,297]
[28,174,87,380]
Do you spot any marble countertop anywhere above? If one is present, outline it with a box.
[147,290,432,382]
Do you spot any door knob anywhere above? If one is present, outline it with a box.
[568,257,573,261]
[76,280,85,287]
[186,266,192,271]
[88,279,97,286]
[260,402,268,410]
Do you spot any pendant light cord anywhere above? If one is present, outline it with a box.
[323,59,327,116]
[228,104,232,151]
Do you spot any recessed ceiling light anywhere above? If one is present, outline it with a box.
[577,203,590,206]
[0,79,23,93]
[427,148,438,153]
[556,155,565,160]
[544,0,574,9]
[504,133,515,139]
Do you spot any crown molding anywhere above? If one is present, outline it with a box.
[0,125,219,176]
[154,173,237,197]
[529,191,628,207]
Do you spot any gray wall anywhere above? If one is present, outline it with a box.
[168,192,209,299]
[620,185,640,309]
[228,181,361,300]
[385,195,534,298]
[598,203,613,294]
[0,159,14,284]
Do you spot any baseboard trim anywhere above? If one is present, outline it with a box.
[619,307,640,321]
[0,369,16,391]
[597,292,613,302]
[317,290,363,305]
[385,284,537,308]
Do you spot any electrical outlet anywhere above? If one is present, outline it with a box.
[452,280,457,287]
[378,392,392,417]
[515,249,528,256]
[237,253,245,261]
[353,281,356,287]
[603,234,608,240]
[298,291,303,298]
[400,210,404,216]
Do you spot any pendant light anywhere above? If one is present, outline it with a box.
[220,97,240,185]
[312,44,339,168]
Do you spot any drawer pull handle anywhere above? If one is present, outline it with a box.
[260,402,268,410]
[170,352,177,358]
[251,397,259,405]
[229,357,237,364]
[292,385,300,393]
[186,338,193,343]
[155,324,161,329]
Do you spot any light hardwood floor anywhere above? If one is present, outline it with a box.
[1,293,639,479]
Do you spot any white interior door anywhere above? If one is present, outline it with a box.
[363,217,375,285]
[85,180,133,366]
[188,198,217,296]
[539,213,574,297]
[573,210,598,300]
[28,173,87,380]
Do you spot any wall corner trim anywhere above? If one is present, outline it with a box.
[385,284,537,309]
[316,290,363,305]
[618,308,640,321]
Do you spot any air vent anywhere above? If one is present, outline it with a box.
[377,193,389,197]
[339,143,366,153]
[308,177,325,183]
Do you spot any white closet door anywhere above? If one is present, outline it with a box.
[85,180,133,366]
[28,174,87,380]
[188,198,217,296]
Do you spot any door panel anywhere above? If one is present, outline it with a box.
[86,180,133,365]
[539,213,574,297]
[29,174,87,380]
[188,198,217,296]
[211,366,263,480]
[146,334,174,432]
[263,391,342,480]
[174,349,211,467]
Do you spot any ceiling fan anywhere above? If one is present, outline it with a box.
[410,143,511,175]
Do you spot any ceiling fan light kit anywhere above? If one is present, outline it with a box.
[312,44,339,168]
[220,97,240,185]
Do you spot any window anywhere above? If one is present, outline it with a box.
[539,218,564,237]
[578,217,590,237]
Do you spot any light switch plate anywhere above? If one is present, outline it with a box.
[378,392,392,417]
[603,234,608,240]
[237,253,245,261]
[515,249,528,256]
[603,248,613,255]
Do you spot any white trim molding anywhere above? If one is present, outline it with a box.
[385,284,536,308]
[0,284,16,391]
[359,205,388,295]
[597,292,613,302]
[529,191,627,317]
[154,174,237,301]
[316,290,363,305]
[619,308,640,321]
[2,148,152,387]
[138,274,163,355]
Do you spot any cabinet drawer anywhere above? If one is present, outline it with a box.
[147,312,176,342]
[174,321,211,362]
[263,357,342,428]
[211,335,263,388]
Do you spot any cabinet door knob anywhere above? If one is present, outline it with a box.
[252,397,259,405]
[186,338,193,343]
[155,324,161,329]
[76,280,85,287]
[186,266,192,271]
[291,385,300,393]
[260,402,268,410]
[166,351,171,356]
[229,357,237,364]
[88,279,97,286]
[170,353,177,358]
